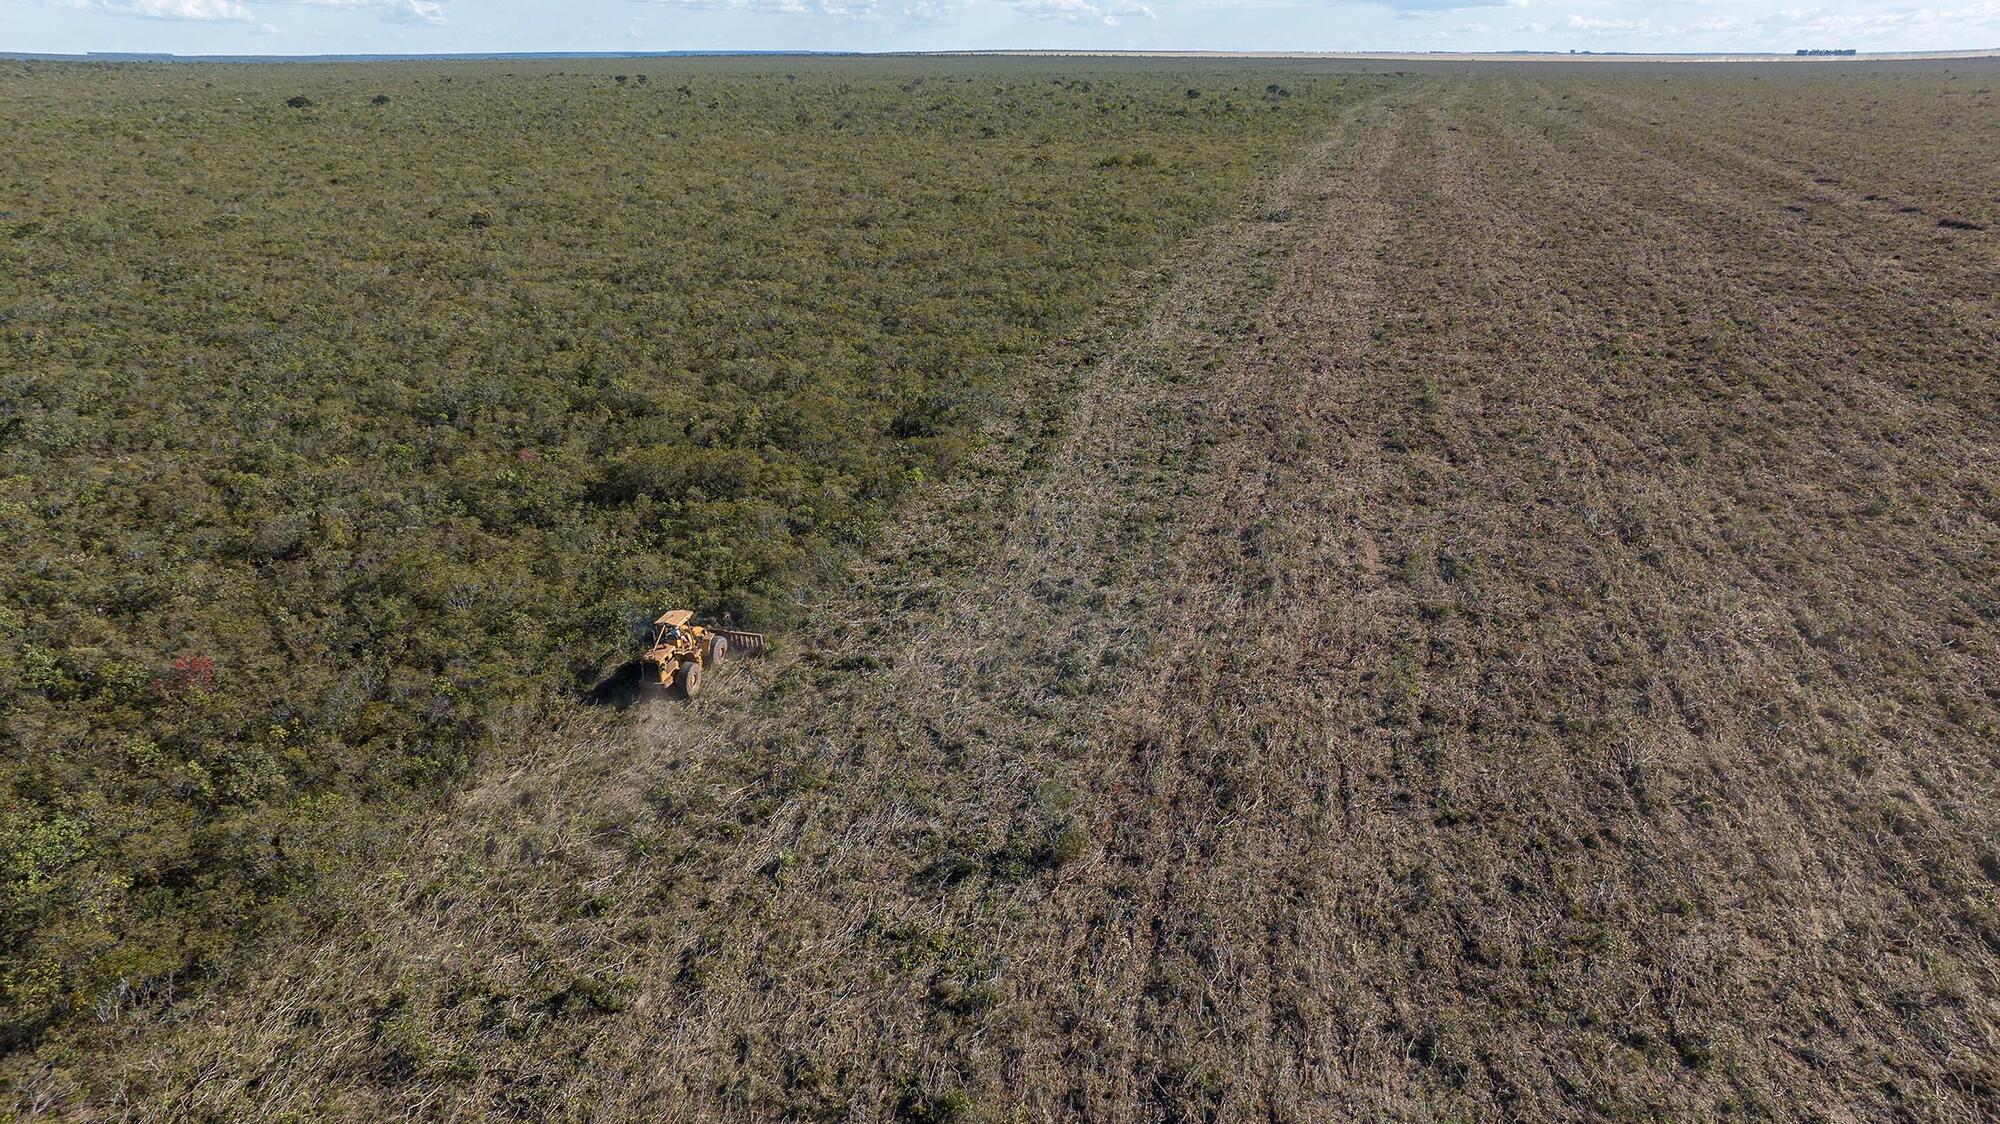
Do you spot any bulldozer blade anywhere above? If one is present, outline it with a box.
[715,628,766,657]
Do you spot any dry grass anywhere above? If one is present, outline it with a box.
[15,61,2000,1122]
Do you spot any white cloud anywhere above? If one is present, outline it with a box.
[640,0,873,14]
[646,0,1148,22]
[41,0,2000,50]
[637,0,964,20]
[388,0,444,22]
[60,0,253,20]
[892,0,967,24]
[1544,2,2000,48]
[281,0,446,23]
[1564,13,1654,33]
[1378,0,1514,12]
[58,0,446,22]
[1762,2,2000,37]
[1015,0,1155,23]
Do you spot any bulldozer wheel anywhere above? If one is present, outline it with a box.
[710,635,729,664]
[637,664,670,703]
[677,659,703,699]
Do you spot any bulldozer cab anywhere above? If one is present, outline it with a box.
[652,609,695,647]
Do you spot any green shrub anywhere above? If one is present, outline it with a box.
[0,56,1384,1051]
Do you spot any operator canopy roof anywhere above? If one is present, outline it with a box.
[655,610,693,627]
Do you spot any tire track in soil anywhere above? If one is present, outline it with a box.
[1552,84,2000,387]
[600,85,1425,1124]
[1517,87,2000,1118]
[817,88,1430,1123]
[1090,91,1422,1123]
[1505,76,2000,670]
[1342,78,2000,1121]
[1559,80,2000,268]
[642,83,1456,1124]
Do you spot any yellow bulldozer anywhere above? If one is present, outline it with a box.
[638,610,764,699]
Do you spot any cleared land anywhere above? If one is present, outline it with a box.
[8,60,2000,1121]
[959,50,2000,62]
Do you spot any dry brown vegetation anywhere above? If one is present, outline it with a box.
[15,60,2000,1121]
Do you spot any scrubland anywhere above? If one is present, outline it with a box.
[0,55,1375,1057]
[5,56,1999,1122]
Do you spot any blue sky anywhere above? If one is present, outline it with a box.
[11,0,2000,55]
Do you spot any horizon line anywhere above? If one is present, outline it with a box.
[6,47,2000,64]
